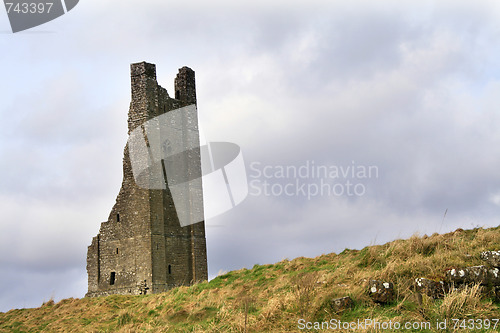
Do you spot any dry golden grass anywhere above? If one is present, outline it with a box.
[1,226,499,332]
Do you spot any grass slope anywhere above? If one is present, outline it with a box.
[1,227,500,332]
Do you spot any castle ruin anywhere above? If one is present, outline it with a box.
[86,62,208,297]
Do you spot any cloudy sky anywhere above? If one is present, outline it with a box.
[2,0,500,312]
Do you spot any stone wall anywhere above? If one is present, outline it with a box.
[86,62,207,297]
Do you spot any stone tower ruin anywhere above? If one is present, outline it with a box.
[86,62,208,297]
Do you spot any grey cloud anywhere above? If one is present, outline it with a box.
[2,0,500,313]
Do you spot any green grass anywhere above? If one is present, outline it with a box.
[0,226,499,332]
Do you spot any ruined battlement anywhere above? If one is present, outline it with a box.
[174,66,196,104]
[86,62,208,297]
[131,62,157,78]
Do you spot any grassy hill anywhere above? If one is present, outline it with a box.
[1,226,500,332]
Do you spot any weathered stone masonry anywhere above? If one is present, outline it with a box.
[86,62,208,297]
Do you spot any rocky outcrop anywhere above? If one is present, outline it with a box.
[331,296,353,312]
[364,250,500,306]
[414,278,448,299]
[445,266,500,286]
[368,280,394,303]
[480,251,500,268]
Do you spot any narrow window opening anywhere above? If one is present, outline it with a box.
[116,248,119,254]
[175,90,180,99]
[156,244,159,250]
[168,265,172,274]
[110,272,116,285]
[116,214,120,222]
